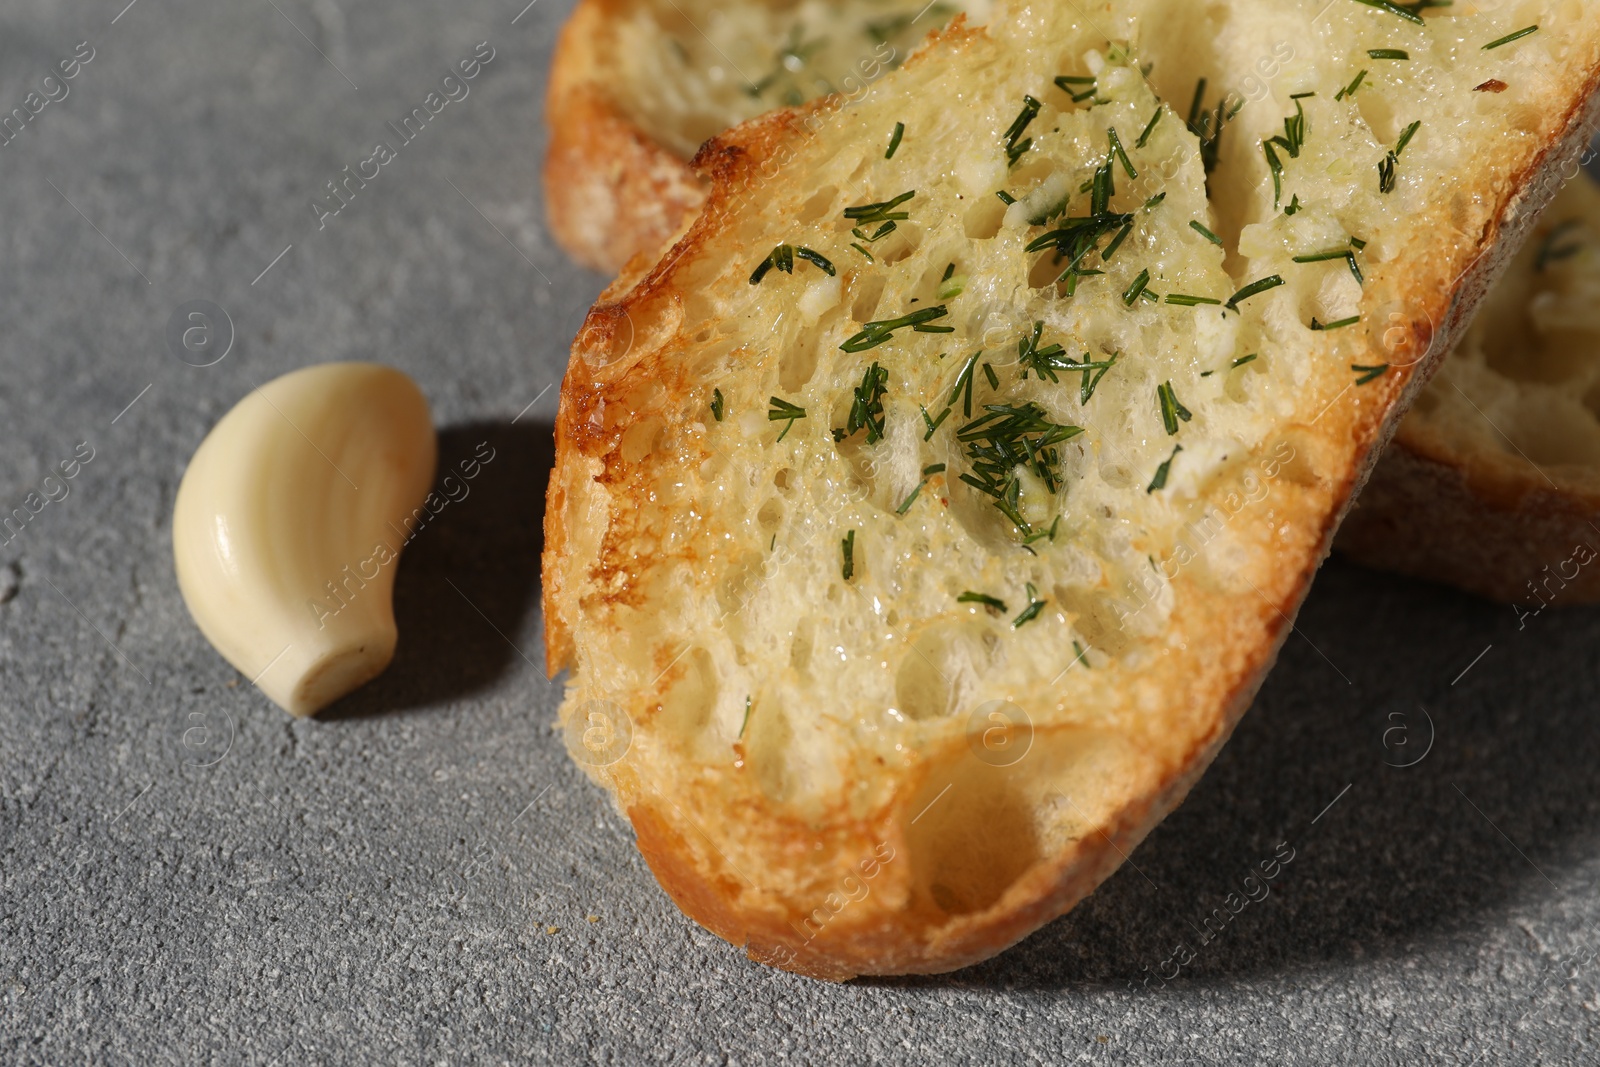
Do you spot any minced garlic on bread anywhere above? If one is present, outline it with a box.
[542,1,1600,978]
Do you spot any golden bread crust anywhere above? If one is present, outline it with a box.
[542,8,1600,977]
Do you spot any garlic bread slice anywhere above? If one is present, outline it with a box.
[543,1,1600,978]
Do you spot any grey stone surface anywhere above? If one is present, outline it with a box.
[0,1,1595,1063]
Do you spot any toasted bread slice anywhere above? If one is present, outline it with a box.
[546,0,1600,611]
[543,2,1600,978]
[1337,173,1600,605]
[543,0,983,272]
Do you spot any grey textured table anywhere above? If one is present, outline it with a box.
[0,1,1595,1063]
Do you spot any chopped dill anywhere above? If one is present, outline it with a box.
[1350,0,1425,25]
[795,247,836,275]
[1483,25,1538,50]
[1157,381,1192,435]
[1293,247,1365,285]
[1380,120,1420,194]
[1067,351,1119,404]
[767,396,806,441]
[841,305,951,352]
[1108,127,1137,179]
[958,591,1008,612]
[1003,95,1043,166]
[1101,222,1135,262]
[748,243,792,285]
[1186,78,1241,177]
[1012,583,1047,628]
[1053,73,1098,104]
[1336,69,1369,101]
[833,362,889,444]
[948,351,981,417]
[1226,274,1285,310]
[1023,515,1063,546]
[1147,444,1183,493]
[1190,220,1224,246]
[1395,119,1421,155]
[1123,268,1152,306]
[1136,106,1163,148]
[1017,321,1071,382]
[957,403,1083,535]
[750,243,835,284]
[895,477,929,515]
[843,190,915,224]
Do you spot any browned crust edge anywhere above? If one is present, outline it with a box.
[542,0,708,274]
[1337,436,1600,605]
[540,21,1600,978]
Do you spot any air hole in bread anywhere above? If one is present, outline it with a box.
[778,323,825,392]
[894,620,992,721]
[658,646,718,741]
[963,196,1006,240]
[757,496,784,530]
[905,725,1146,917]
[905,758,1039,916]
[743,694,793,800]
[1099,462,1136,490]
[1028,250,1064,290]
[1054,584,1139,657]
[850,272,887,323]
[1356,90,1397,146]
[773,467,795,492]
[621,416,664,465]
[875,223,922,266]
[798,185,837,223]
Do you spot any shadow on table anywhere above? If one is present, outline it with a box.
[867,557,1600,991]
[322,418,555,719]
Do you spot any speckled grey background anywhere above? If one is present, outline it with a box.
[0,1,1595,1063]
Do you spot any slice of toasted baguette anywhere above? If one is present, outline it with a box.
[1336,173,1600,606]
[543,0,983,273]
[547,0,1600,612]
[543,2,1600,978]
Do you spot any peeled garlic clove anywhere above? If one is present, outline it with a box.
[173,362,437,717]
